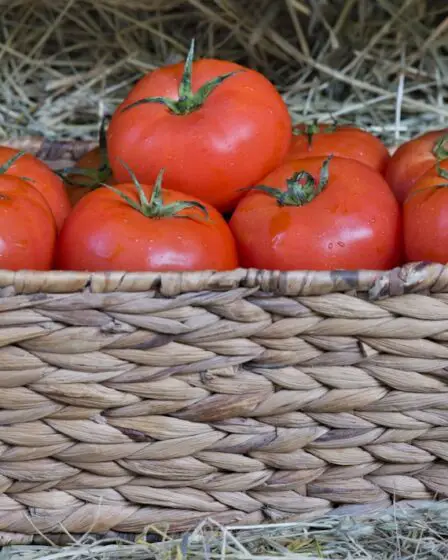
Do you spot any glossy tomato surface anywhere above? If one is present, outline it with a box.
[386,129,448,204]
[0,146,70,231]
[0,175,56,270]
[107,59,292,212]
[286,124,390,174]
[55,182,239,272]
[404,160,448,263]
[230,157,402,271]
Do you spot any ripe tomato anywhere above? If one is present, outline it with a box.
[0,147,70,230]
[385,128,448,204]
[286,123,390,174]
[230,156,402,271]
[107,41,291,213]
[55,171,238,272]
[64,146,117,207]
[0,175,56,270]
[404,160,448,263]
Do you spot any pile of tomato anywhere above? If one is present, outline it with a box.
[2,42,448,272]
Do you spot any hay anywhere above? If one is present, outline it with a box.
[2,501,448,559]
[0,0,446,145]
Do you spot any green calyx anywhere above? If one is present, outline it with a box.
[431,161,448,189]
[433,132,448,161]
[438,163,448,182]
[106,161,209,222]
[404,162,448,202]
[122,39,242,117]
[58,117,113,189]
[0,150,36,184]
[0,151,26,175]
[293,120,338,147]
[251,156,332,206]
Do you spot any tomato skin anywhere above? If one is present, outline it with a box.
[404,160,448,263]
[286,124,390,174]
[385,129,448,204]
[55,183,239,272]
[65,147,117,207]
[0,147,70,231]
[107,59,292,212]
[230,157,402,271]
[0,176,56,270]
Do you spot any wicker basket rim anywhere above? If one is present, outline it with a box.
[0,263,444,297]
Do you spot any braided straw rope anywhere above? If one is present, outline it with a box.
[0,138,448,544]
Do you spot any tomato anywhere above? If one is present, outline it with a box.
[0,147,70,231]
[65,146,117,207]
[286,123,390,174]
[404,160,448,263]
[107,41,291,213]
[55,171,238,272]
[0,175,56,270]
[230,156,402,271]
[385,128,448,204]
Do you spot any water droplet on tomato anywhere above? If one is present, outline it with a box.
[337,241,345,247]
[328,242,334,249]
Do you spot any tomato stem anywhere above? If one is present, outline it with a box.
[436,161,448,182]
[106,161,209,222]
[404,162,448,202]
[292,121,338,147]
[433,132,448,161]
[122,39,243,117]
[178,39,195,100]
[58,117,113,189]
[293,120,319,147]
[0,151,26,175]
[250,156,333,206]
[97,117,111,174]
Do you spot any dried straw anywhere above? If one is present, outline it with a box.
[0,0,446,145]
[2,501,448,559]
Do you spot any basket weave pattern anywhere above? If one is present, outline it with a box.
[1,140,448,541]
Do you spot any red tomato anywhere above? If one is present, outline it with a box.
[230,156,402,271]
[107,42,291,212]
[65,146,117,207]
[0,147,70,231]
[404,160,448,263]
[55,173,239,272]
[286,123,390,174]
[0,175,56,270]
[385,128,448,204]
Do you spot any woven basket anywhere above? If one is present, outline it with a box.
[1,137,448,545]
